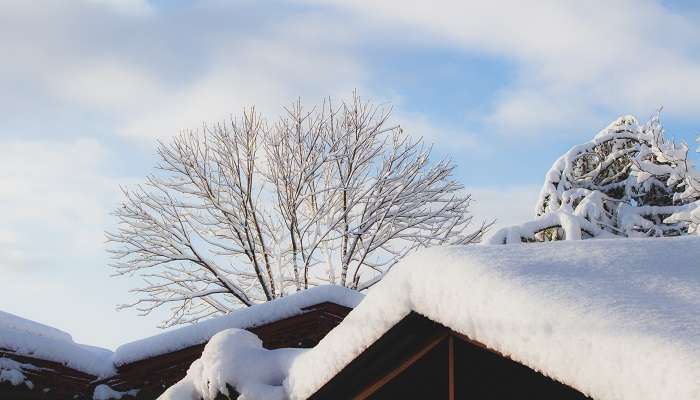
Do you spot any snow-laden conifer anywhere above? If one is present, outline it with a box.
[487,114,700,244]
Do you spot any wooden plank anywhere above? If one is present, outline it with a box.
[352,331,448,400]
[452,331,501,355]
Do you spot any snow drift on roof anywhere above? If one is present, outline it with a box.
[114,285,363,366]
[0,310,73,343]
[159,329,301,400]
[0,284,362,379]
[0,311,115,377]
[285,236,700,400]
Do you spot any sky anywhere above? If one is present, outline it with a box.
[1,0,699,350]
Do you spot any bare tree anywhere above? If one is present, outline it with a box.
[107,93,487,327]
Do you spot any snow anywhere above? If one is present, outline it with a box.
[489,115,700,244]
[113,285,363,366]
[159,329,302,400]
[0,357,36,389]
[0,284,361,386]
[485,206,617,244]
[667,201,700,235]
[93,384,139,400]
[7,237,699,400]
[0,310,72,342]
[285,236,700,400]
[0,311,115,377]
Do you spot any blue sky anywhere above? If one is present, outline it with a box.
[1,0,699,349]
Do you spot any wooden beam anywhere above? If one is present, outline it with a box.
[352,332,448,400]
[448,335,455,400]
[452,331,502,356]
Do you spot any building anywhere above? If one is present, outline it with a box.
[3,236,700,399]
[0,286,362,399]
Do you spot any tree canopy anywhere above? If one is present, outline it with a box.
[487,114,700,244]
[108,93,487,327]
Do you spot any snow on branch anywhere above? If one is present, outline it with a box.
[486,114,700,244]
[107,92,488,326]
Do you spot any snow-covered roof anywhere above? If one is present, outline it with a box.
[0,310,115,377]
[161,329,302,400]
[0,285,363,382]
[7,237,700,399]
[113,285,363,366]
[284,236,700,400]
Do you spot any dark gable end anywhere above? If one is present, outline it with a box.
[309,312,592,400]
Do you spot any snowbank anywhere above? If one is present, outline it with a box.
[114,285,363,366]
[0,311,115,377]
[159,329,302,400]
[286,236,700,400]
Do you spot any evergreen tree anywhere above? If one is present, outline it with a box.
[487,114,700,244]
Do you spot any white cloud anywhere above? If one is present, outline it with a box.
[467,185,541,231]
[0,138,121,268]
[120,27,366,140]
[307,0,700,135]
[392,110,479,150]
[0,229,16,244]
[52,61,165,111]
[0,137,173,348]
[0,1,371,142]
[86,0,154,16]
[4,0,699,140]
[484,89,597,135]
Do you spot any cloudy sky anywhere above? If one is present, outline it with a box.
[2,0,699,349]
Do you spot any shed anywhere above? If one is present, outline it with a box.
[104,300,355,399]
[285,237,700,400]
[0,286,362,399]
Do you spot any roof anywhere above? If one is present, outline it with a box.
[104,301,356,399]
[6,237,700,399]
[0,285,363,381]
[285,236,700,400]
[306,312,591,399]
[0,310,115,377]
[113,285,363,366]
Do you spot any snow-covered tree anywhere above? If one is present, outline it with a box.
[666,135,700,233]
[486,114,700,245]
[108,93,487,327]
